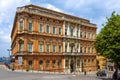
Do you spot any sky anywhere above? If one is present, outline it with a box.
[0,0,120,57]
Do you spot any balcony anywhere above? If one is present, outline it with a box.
[63,52,82,56]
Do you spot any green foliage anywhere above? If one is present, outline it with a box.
[95,12,120,64]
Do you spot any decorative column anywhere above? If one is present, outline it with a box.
[44,40,46,52]
[74,24,77,37]
[78,43,80,53]
[63,41,65,53]
[62,21,65,36]
[24,16,28,32]
[24,38,27,54]
[33,40,38,54]
[67,42,69,52]
[62,58,65,70]
[33,16,38,33]
[78,25,80,38]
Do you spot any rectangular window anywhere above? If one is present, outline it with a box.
[59,45,61,52]
[59,27,62,35]
[65,45,67,52]
[88,33,90,39]
[19,21,23,32]
[80,47,82,53]
[65,28,67,35]
[46,44,49,52]
[28,43,32,53]
[88,47,90,53]
[80,31,82,38]
[65,60,69,68]
[39,23,43,32]
[84,32,86,39]
[46,25,49,33]
[70,29,73,36]
[84,47,86,53]
[19,43,23,54]
[52,26,56,34]
[28,61,32,68]
[52,44,56,52]
[77,30,78,37]
[77,60,80,67]
[92,33,94,39]
[58,60,61,68]
[39,43,43,52]
[28,22,32,32]
[92,47,94,53]
[52,60,56,68]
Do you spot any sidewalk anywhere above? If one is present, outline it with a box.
[0,65,97,75]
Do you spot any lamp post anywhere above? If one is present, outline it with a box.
[7,49,11,58]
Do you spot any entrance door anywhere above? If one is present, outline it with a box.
[70,60,74,73]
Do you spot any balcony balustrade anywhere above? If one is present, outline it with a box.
[63,52,82,56]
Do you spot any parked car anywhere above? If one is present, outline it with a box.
[96,69,107,77]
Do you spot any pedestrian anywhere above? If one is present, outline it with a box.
[84,71,86,75]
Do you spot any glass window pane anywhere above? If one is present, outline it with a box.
[39,43,43,52]
[19,21,23,32]
[28,43,32,53]
[53,26,55,34]
[28,22,32,32]
[39,23,43,32]
[46,25,49,33]
[59,28,61,35]
[52,45,56,52]
[46,44,49,52]
[59,45,61,52]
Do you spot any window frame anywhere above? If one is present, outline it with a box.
[28,42,33,53]
[46,24,50,33]
[39,23,43,32]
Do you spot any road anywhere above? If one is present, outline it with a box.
[0,66,112,80]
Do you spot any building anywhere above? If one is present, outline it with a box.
[11,4,97,72]
[97,55,106,70]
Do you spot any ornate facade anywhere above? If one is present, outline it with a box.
[11,4,97,72]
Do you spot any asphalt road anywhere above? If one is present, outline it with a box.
[0,66,112,80]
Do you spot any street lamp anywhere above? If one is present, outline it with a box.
[7,49,11,58]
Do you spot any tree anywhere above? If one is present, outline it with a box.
[95,12,120,79]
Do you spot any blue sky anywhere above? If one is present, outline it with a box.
[0,0,120,57]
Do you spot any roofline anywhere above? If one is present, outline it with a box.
[24,4,90,22]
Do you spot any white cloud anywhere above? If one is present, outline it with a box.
[0,0,30,57]
[0,0,30,42]
[39,3,62,12]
